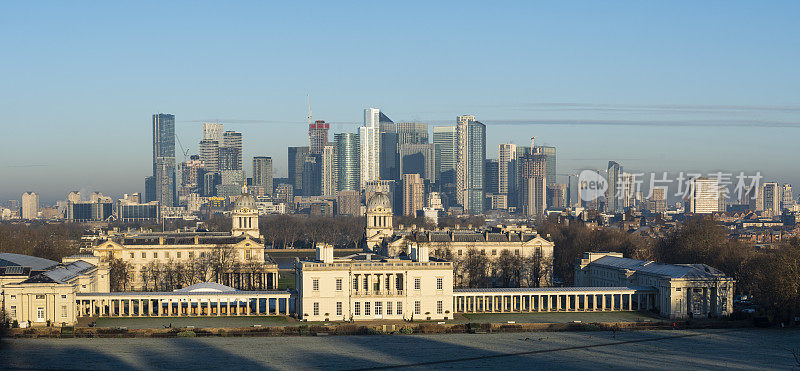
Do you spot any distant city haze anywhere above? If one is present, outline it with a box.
[2,1,799,203]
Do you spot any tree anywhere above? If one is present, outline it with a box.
[106,258,133,292]
[523,248,552,288]
[461,248,490,288]
[495,250,524,287]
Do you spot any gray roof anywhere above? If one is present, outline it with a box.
[77,290,289,297]
[591,256,729,279]
[454,286,657,293]
[174,282,237,293]
[0,253,58,271]
[23,260,96,284]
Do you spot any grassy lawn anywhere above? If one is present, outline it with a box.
[460,311,662,324]
[278,271,295,290]
[88,316,290,329]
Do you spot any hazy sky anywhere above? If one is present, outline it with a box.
[2,1,799,203]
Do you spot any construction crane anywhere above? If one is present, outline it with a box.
[175,133,190,161]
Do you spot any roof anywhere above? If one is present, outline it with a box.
[0,253,58,271]
[22,260,96,284]
[366,192,392,211]
[591,256,729,279]
[77,290,290,297]
[174,282,237,293]
[454,286,657,293]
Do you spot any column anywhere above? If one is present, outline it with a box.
[556,295,561,312]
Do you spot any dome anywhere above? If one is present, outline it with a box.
[367,192,392,212]
[233,191,256,211]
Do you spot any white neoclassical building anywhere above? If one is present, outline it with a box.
[575,252,735,319]
[295,244,454,322]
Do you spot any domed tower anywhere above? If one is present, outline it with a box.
[365,192,393,249]
[232,186,259,239]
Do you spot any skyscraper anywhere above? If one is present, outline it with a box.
[399,143,436,182]
[456,115,486,213]
[309,120,329,155]
[536,145,557,186]
[199,139,220,173]
[302,155,322,196]
[403,173,425,217]
[252,156,273,196]
[689,177,720,214]
[756,182,781,216]
[21,192,38,220]
[203,122,223,142]
[498,143,517,203]
[433,125,458,206]
[397,122,429,144]
[518,147,547,216]
[484,159,499,195]
[782,183,795,210]
[288,146,310,195]
[335,133,360,192]
[222,131,243,170]
[606,161,623,213]
[152,113,176,207]
[321,144,337,197]
[360,108,381,188]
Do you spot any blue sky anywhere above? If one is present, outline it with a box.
[1,1,799,203]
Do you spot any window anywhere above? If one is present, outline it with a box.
[387,302,393,315]
[365,302,371,316]
[153,252,158,259]
[436,277,443,290]
[363,277,369,291]
[414,278,421,290]
[61,305,68,318]
[354,302,361,316]
[246,250,252,259]
[336,278,343,291]
[177,252,181,259]
[481,250,486,255]
[312,279,319,291]
[336,302,343,316]
[353,277,359,291]
[61,295,67,299]
[141,252,146,259]
[36,307,45,322]
[35,294,45,300]
[10,295,15,300]
[313,302,319,316]
[514,249,519,256]
[375,301,383,315]
[10,306,16,318]
[414,301,421,315]
[676,288,682,291]
[491,249,497,256]
[165,252,170,259]
[396,302,403,315]
[130,252,134,259]
[189,252,195,259]
[437,301,443,314]
[457,249,463,256]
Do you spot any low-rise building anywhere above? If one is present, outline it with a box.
[575,252,734,319]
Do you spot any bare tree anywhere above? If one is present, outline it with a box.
[495,250,524,287]
[106,257,133,292]
[461,248,490,288]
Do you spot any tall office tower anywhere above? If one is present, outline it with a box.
[456,115,486,213]
[606,161,623,213]
[321,144,337,197]
[547,183,568,210]
[403,173,425,217]
[202,172,220,197]
[252,156,273,196]
[378,113,399,182]
[144,176,156,202]
[152,113,176,207]
[360,108,382,187]
[621,172,638,209]
[199,139,220,173]
[518,147,547,216]
[689,177,720,214]
[179,155,205,197]
[397,122,429,144]
[535,145,557,186]
[309,120,330,155]
[399,143,436,182]
[484,159,499,195]
[781,183,794,210]
[433,126,458,184]
[21,192,39,220]
[288,146,310,195]
[498,143,517,203]
[302,155,322,196]
[335,133,360,192]
[221,130,243,168]
[648,187,667,213]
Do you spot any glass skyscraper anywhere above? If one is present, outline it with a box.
[335,132,360,192]
[152,113,176,207]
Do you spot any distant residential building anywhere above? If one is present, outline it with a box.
[647,187,667,213]
[379,120,399,182]
[288,146,310,196]
[252,157,273,197]
[498,143,517,205]
[433,126,457,185]
[456,115,486,213]
[309,120,330,155]
[535,145,556,186]
[321,144,337,197]
[302,154,322,196]
[546,184,568,210]
[152,113,176,207]
[199,139,220,173]
[21,192,39,220]
[360,108,381,188]
[519,146,547,217]
[335,133,360,192]
[274,183,294,208]
[484,159,499,195]
[689,177,720,214]
[203,122,223,141]
[782,183,795,210]
[118,200,160,223]
[606,161,622,213]
[403,173,425,217]
[67,198,113,222]
[337,190,361,216]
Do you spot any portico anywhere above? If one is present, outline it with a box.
[453,287,657,314]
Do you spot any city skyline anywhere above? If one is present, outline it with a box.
[2,1,800,202]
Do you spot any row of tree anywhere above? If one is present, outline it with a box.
[433,247,553,289]
[0,222,83,261]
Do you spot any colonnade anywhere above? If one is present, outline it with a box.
[352,273,404,296]
[454,289,656,313]
[75,293,292,317]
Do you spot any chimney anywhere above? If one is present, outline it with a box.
[316,243,333,264]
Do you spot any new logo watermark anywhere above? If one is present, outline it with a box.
[578,170,608,202]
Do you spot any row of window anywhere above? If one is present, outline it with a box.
[8,305,69,320]
[311,277,444,292]
[456,249,521,256]
[353,301,403,316]
[125,250,258,260]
